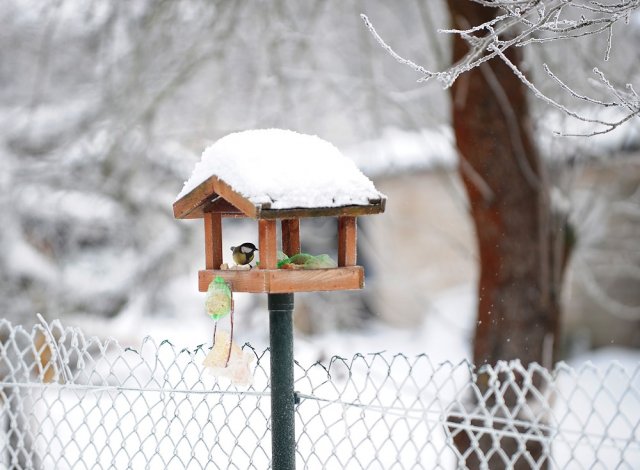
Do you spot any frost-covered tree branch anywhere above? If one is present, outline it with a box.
[361,0,640,135]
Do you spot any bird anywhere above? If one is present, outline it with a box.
[231,242,258,266]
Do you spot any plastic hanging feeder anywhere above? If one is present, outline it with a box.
[203,276,235,370]
[205,276,232,320]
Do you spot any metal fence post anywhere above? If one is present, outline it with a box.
[268,293,296,470]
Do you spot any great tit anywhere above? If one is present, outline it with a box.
[231,242,258,266]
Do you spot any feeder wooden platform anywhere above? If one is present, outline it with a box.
[199,267,364,293]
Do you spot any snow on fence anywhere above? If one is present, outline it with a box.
[0,319,638,469]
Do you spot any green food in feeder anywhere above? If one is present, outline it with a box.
[255,251,288,267]
[303,254,337,269]
[205,276,232,320]
[277,253,337,269]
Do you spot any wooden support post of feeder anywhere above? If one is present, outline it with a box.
[259,219,278,269]
[204,212,223,270]
[281,219,300,257]
[338,216,357,267]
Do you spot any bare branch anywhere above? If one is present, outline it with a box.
[361,0,640,135]
[359,14,433,81]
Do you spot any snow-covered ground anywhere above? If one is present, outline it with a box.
[16,282,637,469]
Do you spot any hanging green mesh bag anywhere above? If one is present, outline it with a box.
[277,253,337,269]
[205,276,232,320]
[303,254,337,269]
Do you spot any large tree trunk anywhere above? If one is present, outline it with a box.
[448,1,558,368]
[445,2,571,468]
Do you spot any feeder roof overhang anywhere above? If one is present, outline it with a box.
[173,129,386,220]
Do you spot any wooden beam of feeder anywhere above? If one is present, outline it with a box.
[338,216,357,267]
[203,197,243,215]
[204,212,223,269]
[174,173,386,220]
[173,178,217,219]
[198,266,364,293]
[199,269,268,293]
[269,267,362,292]
[258,202,384,219]
[281,219,300,257]
[212,177,259,218]
[174,176,259,219]
[259,219,278,269]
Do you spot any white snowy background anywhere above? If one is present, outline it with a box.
[1,1,639,467]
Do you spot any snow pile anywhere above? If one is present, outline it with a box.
[176,129,383,209]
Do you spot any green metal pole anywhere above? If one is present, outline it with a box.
[268,293,296,470]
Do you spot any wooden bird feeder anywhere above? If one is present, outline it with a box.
[175,129,385,470]
[173,129,386,294]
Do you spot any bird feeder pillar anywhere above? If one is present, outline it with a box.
[281,219,301,256]
[204,213,223,270]
[268,292,296,470]
[259,219,278,269]
[338,216,357,267]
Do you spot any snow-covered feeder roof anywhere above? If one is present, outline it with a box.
[174,129,386,219]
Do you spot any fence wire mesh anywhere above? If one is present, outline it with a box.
[0,319,638,469]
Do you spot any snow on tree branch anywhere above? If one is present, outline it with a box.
[359,14,434,81]
[361,0,640,136]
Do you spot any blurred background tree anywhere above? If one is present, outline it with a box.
[1,0,444,329]
[362,2,639,467]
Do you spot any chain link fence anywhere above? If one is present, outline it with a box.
[0,318,638,469]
